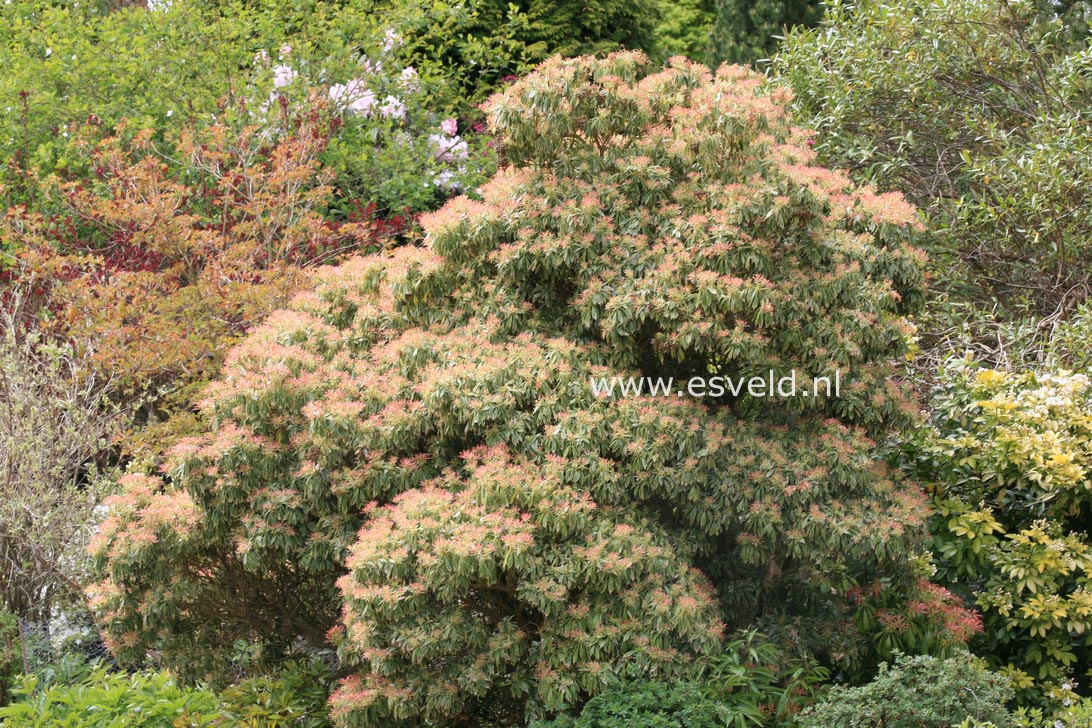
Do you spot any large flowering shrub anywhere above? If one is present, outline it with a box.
[91,53,959,726]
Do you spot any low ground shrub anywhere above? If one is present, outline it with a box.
[531,681,736,728]
[0,660,334,727]
[800,652,1015,728]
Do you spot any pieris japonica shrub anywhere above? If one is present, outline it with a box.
[904,364,1092,708]
[91,53,963,726]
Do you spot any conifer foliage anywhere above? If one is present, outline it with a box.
[91,53,958,726]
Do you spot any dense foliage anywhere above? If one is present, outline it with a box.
[799,652,1015,728]
[0,610,20,708]
[691,630,828,726]
[0,0,490,215]
[0,660,335,727]
[775,0,1092,342]
[361,0,661,103]
[531,681,736,728]
[88,52,953,726]
[6,0,1092,723]
[905,365,1092,706]
[713,0,823,65]
[2,39,492,462]
[656,0,716,64]
[769,0,1092,720]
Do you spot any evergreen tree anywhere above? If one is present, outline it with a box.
[712,0,824,64]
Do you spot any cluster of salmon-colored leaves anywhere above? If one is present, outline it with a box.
[89,53,977,727]
[2,103,406,453]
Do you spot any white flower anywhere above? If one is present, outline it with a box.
[379,95,406,120]
[383,28,401,52]
[330,80,376,116]
[399,66,419,91]
[349,91,376,115]
[429,133,468,162]
[433,170,461,191]
[272,65,296,88]
[258,90,278,115]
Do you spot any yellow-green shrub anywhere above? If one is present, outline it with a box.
[907,364,1092,706]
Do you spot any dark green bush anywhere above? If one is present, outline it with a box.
[534,631,828,728]
[532,681,733,728]
[655,0,716,63]
[697,631,827,726]
[362,0,661,103]
[712,0,823,65]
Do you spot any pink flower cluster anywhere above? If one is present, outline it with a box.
[329,79,376,115]
[328,79,407,121]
